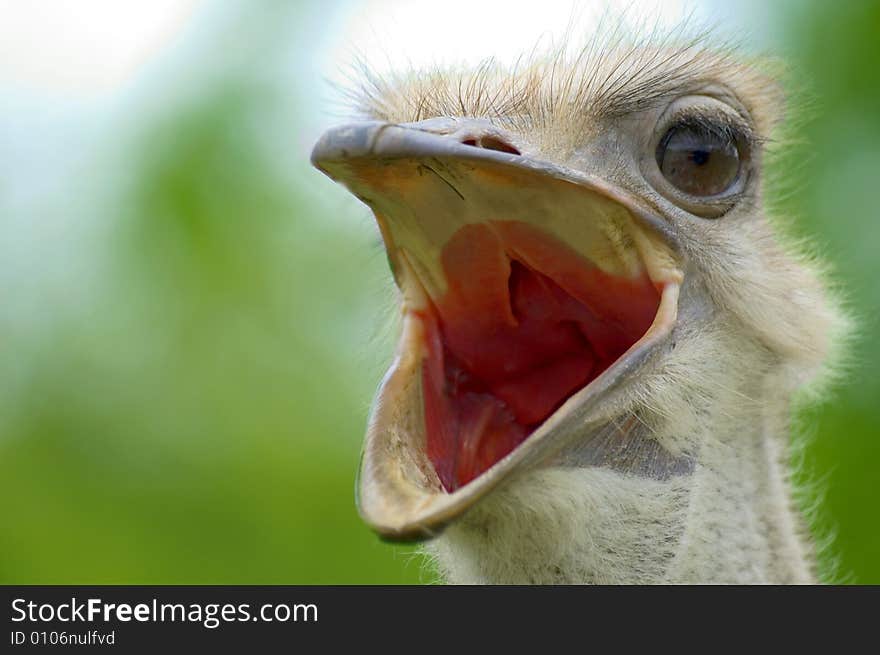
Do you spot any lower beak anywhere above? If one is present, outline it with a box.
[312,120,682,540]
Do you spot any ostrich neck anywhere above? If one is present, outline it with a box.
[426,393,815,584]
[664,401,813,583]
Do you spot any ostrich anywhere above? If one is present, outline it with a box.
[311,28,846,584]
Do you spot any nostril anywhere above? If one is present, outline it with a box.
[458,136,521,155]
[480,136,520,155]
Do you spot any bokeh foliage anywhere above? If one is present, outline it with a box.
[768,0,880,582]
[0,3,426,583]
[0,1,876,583]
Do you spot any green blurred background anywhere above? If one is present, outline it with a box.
[0,0,877,583]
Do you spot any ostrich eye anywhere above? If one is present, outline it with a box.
[656,123,741,197]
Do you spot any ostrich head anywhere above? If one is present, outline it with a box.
[311,29,845,583]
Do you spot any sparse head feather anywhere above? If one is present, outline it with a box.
[346,23,784,149]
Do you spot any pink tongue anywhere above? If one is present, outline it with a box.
[421,222,659,491]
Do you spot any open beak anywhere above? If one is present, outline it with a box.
[311,120,683,541]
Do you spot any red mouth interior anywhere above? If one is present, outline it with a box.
[419,221,660,492]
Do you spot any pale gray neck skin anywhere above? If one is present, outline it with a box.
[666,404,813,584]
[424,321,815,584]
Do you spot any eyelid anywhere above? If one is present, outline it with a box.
[659,105,756,151]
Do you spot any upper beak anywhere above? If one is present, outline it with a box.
[311,120,682,540]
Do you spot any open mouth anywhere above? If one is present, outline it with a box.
[311,121,682,539]
[418,221,660,491]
